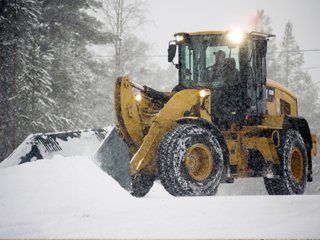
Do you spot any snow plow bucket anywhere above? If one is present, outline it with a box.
[93,126,133,192]
[0,128,111,168]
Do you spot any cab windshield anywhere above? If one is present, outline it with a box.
[179,35,240,89]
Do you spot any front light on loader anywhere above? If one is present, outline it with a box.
[135,93,142,102]
[199,89,210,98]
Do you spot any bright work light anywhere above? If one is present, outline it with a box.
[176,35,184,43]
[135,93,142,102]
[199,89,210,98]
[227,29,244,44]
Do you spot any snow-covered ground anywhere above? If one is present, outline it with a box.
[0,155,320,238]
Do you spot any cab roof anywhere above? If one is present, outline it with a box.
[174,31,275,39]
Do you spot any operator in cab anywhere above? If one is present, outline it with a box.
[211,50,226,82]
[210,50,241,129]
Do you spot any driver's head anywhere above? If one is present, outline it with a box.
[214,50,226,64]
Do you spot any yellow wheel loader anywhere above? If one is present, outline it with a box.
[6,29,316,197]
[95,29,317,197]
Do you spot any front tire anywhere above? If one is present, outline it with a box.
[264,129,308,195]
[157,124,224,196]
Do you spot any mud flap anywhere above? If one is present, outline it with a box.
[93,127,133,192]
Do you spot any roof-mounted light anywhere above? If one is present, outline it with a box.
[227,29,244,45]
[176,34,185,43]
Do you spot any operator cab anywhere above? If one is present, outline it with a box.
[168,30,275,129]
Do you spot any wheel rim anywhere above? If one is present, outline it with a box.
[185,143,213,181]
[290,147,303,182]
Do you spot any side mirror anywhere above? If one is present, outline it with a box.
[168,41,177,63]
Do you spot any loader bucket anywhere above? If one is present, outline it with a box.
[93,126,133,192]
[0,127,111,168]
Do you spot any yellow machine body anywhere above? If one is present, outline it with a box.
[114,76,211,175]
[114,76,317,178]
[110,30,317,197]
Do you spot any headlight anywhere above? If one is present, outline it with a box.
[199,89,210,98]
[227,29,244,45]
[176,35,184,43]
[135,93,142,102]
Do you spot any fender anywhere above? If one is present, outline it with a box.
[129,89,201,175]
[283,115,312,150]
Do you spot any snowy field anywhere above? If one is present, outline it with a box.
[1,155,320,238]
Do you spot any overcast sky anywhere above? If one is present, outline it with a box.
[138,0,320,84]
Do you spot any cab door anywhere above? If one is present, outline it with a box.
[245,38,267,123]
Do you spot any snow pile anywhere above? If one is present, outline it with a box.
[0,126,113,168]
[0,155,320,238]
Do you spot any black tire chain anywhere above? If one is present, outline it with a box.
[157,124,223,196]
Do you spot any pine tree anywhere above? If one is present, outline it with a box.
[0,0,52,160]
[292,70,320,124]
[253,10,279,80]
[277,22,304,89]
[20,3,57,135]
[277,22,320,131]
[0,0,112,160]
[40,0,111,130]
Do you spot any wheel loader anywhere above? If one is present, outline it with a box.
[94,29,317,197]
[4,29,316,197]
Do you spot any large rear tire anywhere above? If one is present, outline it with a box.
[157,124,224,196]
[264,129,308,195]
